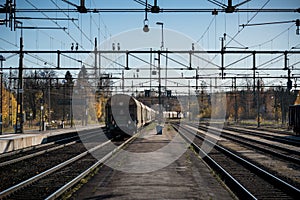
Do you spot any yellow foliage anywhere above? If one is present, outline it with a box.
[94,93,108,122]
[1,84,17,127]
[294,91,300,105]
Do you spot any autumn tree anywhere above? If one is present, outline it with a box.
[1,83,17,127]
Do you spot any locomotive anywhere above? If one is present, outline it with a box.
[289,105,300,135]
[105,94,156,135]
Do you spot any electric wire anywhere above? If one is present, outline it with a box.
[50,0,92,49]
[225,0,271,48]
[24,0,83,50]
[0,37,57,68]
[196,16,216,44]
[248,24,294,49]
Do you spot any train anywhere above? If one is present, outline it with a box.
[105,94,156,134]
[289,105,300,135]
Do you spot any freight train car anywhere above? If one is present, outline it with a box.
[289,105,300,135]
[105,94,156,135]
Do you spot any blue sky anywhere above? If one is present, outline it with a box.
[1,0,299,50]
[0,0,299,92]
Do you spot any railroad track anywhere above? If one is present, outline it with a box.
[224,125,300,147]
[172,123,300,199]
[193,123,300,164]
[0,128,110,192]
[0,131,136,199]
[186,122,300,188]
[0,142,88,192]
[0,128,104,167]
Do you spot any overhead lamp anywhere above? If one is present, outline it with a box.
[143,19,149,32]
[143,0,150,33]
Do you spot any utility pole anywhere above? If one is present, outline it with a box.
[65,71,73,127]
[165,48,168,90]
[188,80,191,121]
[233,77,238,123]
[149,48,152,92]
[48,73,51,126]
[94,37,98,77]
[0,55,5,135]
[252,52,256,96]
[196,68,199,91]
[256,72,260,128]
[220,34,225,79]
[9,67,12,126]
[15,36,24,133]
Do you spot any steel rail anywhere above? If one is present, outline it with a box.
[0,140,111,198]
[196,123,300,152]
[224,126,300,146]
[192,124,300,165]
[0,141,76,167]
[178,123,300,199]
[171,123,256,199]
[45,132,139,199]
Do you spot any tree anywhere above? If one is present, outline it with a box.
[23,70,57,123]
[1,84,17,128]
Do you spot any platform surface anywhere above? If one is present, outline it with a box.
[0,125,100,153]
[71,124,234,199]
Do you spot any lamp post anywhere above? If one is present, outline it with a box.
[156,22,168,97]
[155,54,163,134]
[40,103,44,131]
[0,55,6,135]
[156,22,164,50]
[155,22,164,133]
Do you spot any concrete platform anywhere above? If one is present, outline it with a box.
[71,124,234,199]
[0,125,100,153]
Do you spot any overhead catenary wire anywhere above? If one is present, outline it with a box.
[91,0,112,41]
[50,0,92,49]
[225,0,271,48]
[0,37,58,68]
[24,0,84,51]
[249,24,294,49]
[196,15,216,44]
[1,1,298,87]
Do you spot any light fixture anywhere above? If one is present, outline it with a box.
[143,0,150,32]
[143,19,149,32]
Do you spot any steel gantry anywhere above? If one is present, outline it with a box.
[0,47,300,133]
